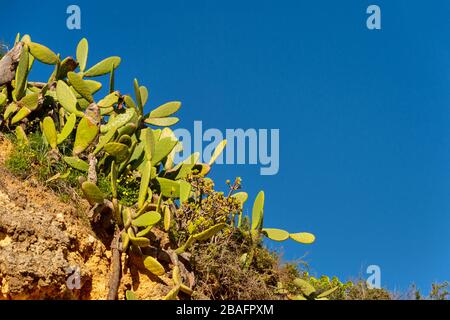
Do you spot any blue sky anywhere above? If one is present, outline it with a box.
[3,0,450,294]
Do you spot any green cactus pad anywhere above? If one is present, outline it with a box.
[56,113,76,144]
[76,38,88,72]
[143,256,165,276]
[251,191,265,231]
[132,211,161,227]
[104,142,130,163]
[15,45,29,99]
[193,223,227,241]
[67,72,94,103]
[262,228,290,242]
[73,116,98,155]
[289,232,316,244]
[125,290,137,300]
[63,156,89,172]
[11,107,31,125]
[293,278,316,297]
[19,92,39,110]
[56,80,84,117]
[152,138,178,165]
[156,177,180,198]
[100,107,136,133]
[28,42,58,65]
[163,286,180,300]
[163,205,171,232]
[149,101,181,118]
[179,180,191,203]
[42,117,58,149]
[140,86,149,106]
[15,126,29,146]
[84,56,121,77]
[138,161,152,208]
[208,139,227,166]
[144,117,179,127]
[81,181,105,205]
[98,92,119,108]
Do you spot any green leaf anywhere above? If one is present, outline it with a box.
[149,101,181,118]
[28,42,58,65]
[42,117,58,149]
[262,228,289,242]
[251,191,264,231]
[143,256,165,276]
[67,72,94,103]
[84,56,121,77]
[132,211,161,227]
[289,232,316,244]
[73,116,98,155]
[76,38,88,72]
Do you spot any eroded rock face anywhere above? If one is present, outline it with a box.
[0,167,110,299]
[0,137,170,300]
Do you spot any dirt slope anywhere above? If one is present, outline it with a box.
[0,136,170,300]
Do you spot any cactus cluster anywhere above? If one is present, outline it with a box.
[0,34,316,300]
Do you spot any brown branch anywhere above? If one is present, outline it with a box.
[107,228,122,300]
[0,42,23,86]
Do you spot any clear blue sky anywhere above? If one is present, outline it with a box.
[3,0,450,294]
